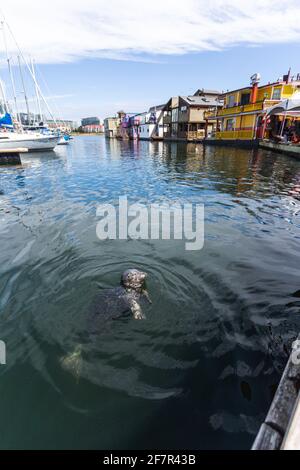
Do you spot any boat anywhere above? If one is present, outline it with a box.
[0,19,68,153]
[57,134,71,145]
[0,131,60,151]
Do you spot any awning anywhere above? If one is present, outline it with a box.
[266,93,300,116]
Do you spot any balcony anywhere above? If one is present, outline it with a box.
[215,130,255,140]
[204,109,218,120]
[163,115,172,125]
[187,130,205,141]
[215,100,279,117]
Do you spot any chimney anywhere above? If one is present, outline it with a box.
[250,73,261,104]
[251,83,258,104]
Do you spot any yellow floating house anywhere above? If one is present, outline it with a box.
[205,71,300,147]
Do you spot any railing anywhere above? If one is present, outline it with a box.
[187,130,205,140]
[163,116,172,124]
[217,102,264,116]
[214,100,280,117]
[204,109,218,120]
[215,129,255,140]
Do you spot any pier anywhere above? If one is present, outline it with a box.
[259,140,300,159]
[0,148,28,165]
[252,338,300,450]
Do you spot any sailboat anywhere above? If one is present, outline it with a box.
[0,102,60,152]
[0,19,61,152]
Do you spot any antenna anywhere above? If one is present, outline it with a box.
[250,73,261,85]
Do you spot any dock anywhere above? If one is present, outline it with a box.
[259,140,300,159]
[252,337,300,450]
[0,148,28,165]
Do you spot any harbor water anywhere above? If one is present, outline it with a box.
[0,136,300,449]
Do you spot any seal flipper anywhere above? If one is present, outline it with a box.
[129,298,145,320]
[60,344,83,382]
[142,289,152,304]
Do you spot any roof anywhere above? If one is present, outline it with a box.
[220,80,300,97]
[181,95,223,107]
[194,88,222,96]
[148,104,165,112]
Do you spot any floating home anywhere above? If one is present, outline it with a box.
[204,72,300,147]
[138,105,165,140]
[161,89,222,142]
[104,111,125,138]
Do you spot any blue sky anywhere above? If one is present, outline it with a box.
[1,0,300,123]
[30,43,300,122]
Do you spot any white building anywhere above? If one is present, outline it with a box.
[138,104,166,140]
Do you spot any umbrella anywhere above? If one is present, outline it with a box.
[265,93,300,137]
[266,92,300,116]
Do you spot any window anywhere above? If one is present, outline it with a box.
[227,95,235,107]
[178,123,188,132]
[171,123,178,136]
[180,106,187,112]
[226,119,235,131]
[241,93,250,105]
[172,108,178,122]
[272,88,281,100]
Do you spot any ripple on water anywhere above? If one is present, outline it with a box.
[1,138,300,449]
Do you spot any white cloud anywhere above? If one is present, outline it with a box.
[0,0,300,64]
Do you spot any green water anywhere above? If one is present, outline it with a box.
[0,136,300,449]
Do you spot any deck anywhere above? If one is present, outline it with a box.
[252,337,300,450]
[259,140,300,158]
[0,148,28,165]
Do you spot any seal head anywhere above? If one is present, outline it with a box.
[121,269,147,292]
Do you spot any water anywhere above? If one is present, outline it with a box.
[0,136,300,450]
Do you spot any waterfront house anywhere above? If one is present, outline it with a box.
[104,111,124,138]
[116,112,138,140]
[129,114,143,140]
[139,104,166,140]
[161,89,222,141]
[204,71,300,146]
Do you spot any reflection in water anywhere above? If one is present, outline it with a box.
[0,136,300,449]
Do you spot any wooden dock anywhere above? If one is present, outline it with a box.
[252,337,300,450]
[259,140,300,159]
[0,148,28,165]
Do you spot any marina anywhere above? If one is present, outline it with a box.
[1,0,300,455]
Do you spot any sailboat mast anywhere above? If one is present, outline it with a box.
[31,58,43,125]
[0,78,9,114]
[17,55,31,125]
[1,20,21,127]
[4,17,58,127]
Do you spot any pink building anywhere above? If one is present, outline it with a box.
[82,123,104,133]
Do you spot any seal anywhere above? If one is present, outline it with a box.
[60,269,151,380]
[89,268,150,326]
